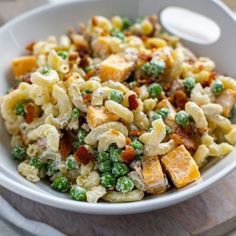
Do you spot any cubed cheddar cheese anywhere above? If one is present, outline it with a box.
[161,145,200,188]
[87,106,119,128]
[11,56,37,78]
[99,54,134,82]
[142,155,168,194]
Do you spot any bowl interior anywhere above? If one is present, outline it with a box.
[0,0,236,214]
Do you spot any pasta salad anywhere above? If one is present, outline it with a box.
[1,15,236,203]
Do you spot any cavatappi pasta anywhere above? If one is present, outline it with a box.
[1,15,236,203]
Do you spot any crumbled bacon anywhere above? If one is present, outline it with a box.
[69,52,79,61]
[174,90,188,109]
[128,94,139,110]
[79,56,90,68]
[59,137,72,160]
[25,103,36,124]
[22,74,32,84]
[129,130,145,136]
[25,41,35,52]
[201,72,216,88]
[171,127,197,151]
[121,145,136,164]
[74,146,93,165]
[83,93,92,103]
[125,137,132,145]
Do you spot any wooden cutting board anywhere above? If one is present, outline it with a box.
[1,170,236,236]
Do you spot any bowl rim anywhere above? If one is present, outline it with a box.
[0,0,236,215]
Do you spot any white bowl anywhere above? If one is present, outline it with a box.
[0,0,236,215]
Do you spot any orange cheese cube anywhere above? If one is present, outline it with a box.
[11,56,37,78]
[87,106,119,128]
[161,145,200,188]
[142,156,168,194]
[99,54,134,82]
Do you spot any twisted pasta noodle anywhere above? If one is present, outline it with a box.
[46,85,72,129]
[80,79,101,92]
[190,83,210,106]
[193,144,209,168]
[102,80,129,93]
[143,98,156,112]
[207,114,232,133]
[26,144,41,157]
[86,185,107,203]
[31,84,51,106]
[103,189,144,203]
[139,119,166,156]
[153,139,176,155]
[48,50,69,74]
[31,69,59,86]
[105,100,134,123]
[68,77,87,112]
[91,87,112,106]
[89,16,112,35]
[218,76,236,90]
[5,119,22,135]
[225,127,236,144]
[218,143,233,156]
[85,121,128,146]
[185,101,208,130]
[138,85,149,100]
[201,103,223,116]
[1,83,32,122]
[33,40,57,56]
[201,132,220,157]
[27,124,60,152]
[59,35,71,49]
[133,111,150,131]
[11,135,23,147]
[198,57,215,71]
[97,129,126,152]
[18,162,40,182]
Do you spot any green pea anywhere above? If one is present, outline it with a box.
[116,176,134,193]
[98,160,112,173]
[151,113,162,121]
[57,51,68,60]
[122,17,132,30]
[46,160,58,176]
[51,176,69,193]
[101,173,116,188]
[109,147,121,163]
[109,90,123,103]
[96,151,109,162]
[83,66,92,73]
[29,157,44,169]
[175,111,190,127]
[130,139,143,155]
[157,108,170,119]
[111,29,125,41]
[15,103,25,116]
[66,155,77,170]
[149,83,163,98]
[71,107,80,120]
[165,125,171,134]
[142,60,166,77]
[183,77,195,93]
[112,162,129,178]
[70,185,86,201]
[11,145,26,161]
[73,129,88,149]
[211,80,224,95]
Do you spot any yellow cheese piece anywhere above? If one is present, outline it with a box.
[161,145,200,188]
[99,54,134,82]
[87,106,119,128]
[11,56,37,78]
[142,156,168,194]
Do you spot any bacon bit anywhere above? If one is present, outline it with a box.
[74,146,93,165]
[77,48,89,58]
[91,16,98,26]
[83,93,92,103]
[25,41,35,52]
[126,137,132,145]
[138,52,151,62]
[128,94,139,110]
[171,127,197,151]
[60,138,71,160]
[25,103,36,124]
[163,82,171,91]
[174,90,188,109]
[201,72,216,88]
[129,130,145,136]
[79,56,90,68]
[22,74,32,84]
[84,69,95,80]
[198,64,205,71]
[121,145,136,164]
[69,52,79,61]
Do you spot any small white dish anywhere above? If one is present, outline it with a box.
[0,0,236,215]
